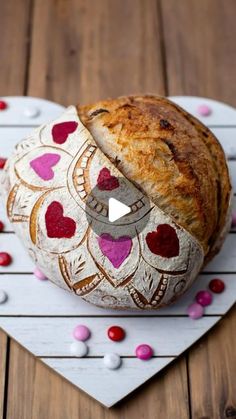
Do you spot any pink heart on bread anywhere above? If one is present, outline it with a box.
[98,233,132,268]
[30,153,61,181]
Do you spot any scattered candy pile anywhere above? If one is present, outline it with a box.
[187,278,225,319]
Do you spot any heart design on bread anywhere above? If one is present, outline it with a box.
[146,224,180,258]
[98,233,132,268]
[45,201,76,239]
[97,168,119,191]
[52,121,78,144]
[2,97,231,310]
[30,153,61,180]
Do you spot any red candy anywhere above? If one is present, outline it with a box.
[0,158,7,169]
[0,252,12,266]
[107,326,125,342]
[209,278,225,294]
[0,101,7,111]
[0,221,4,232]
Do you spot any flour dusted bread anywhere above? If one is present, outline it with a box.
[1,95,231,310]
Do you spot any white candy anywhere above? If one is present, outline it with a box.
[23,107,40,118]
[0,290,8,304]
[70,341,88,357]
[103,353,122,370]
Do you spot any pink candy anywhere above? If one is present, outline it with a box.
[34,267,48,280]
[135,344,153,360]
[231,212,236,227]
[73,324,91,341]
[187,302,204,319]
[195,290,213,307]
[197,104,212,117]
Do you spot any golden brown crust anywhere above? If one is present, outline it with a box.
[77,95,231,256]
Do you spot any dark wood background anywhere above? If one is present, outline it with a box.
[0,0,236,418]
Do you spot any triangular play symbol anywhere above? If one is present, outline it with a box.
[108,197,131,222]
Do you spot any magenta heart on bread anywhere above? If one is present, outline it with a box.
[98,233,132,268]
[30,153,61,180]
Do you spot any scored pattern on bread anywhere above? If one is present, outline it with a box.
[2,99,230,310]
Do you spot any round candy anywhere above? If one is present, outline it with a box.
[0,158,7,169]
[135,344,153,360]
[0,101,7,111]
[195,290,213,307]
[197,104,212,117]
[209,278,225,294]
[103,353,122,370]
[187,302,204,319]
[23,106,40,118]
[107,325,125,342]
[232,212,236,227]
[70,341,88,357]
[0,290,8,304]
[73,324,91,341]
[0,221,4,232]
[34,267,48,280]
[0,252,12,266]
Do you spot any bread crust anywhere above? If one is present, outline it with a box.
[78,95,231,256]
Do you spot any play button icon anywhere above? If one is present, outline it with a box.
[108,198,131,222]
[84,176,151,238]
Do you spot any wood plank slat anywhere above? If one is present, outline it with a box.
[0,315,221,357]
[0,330,8,419]
[28,0,165,105]
[0,273,234,316]
[6,340,190,417]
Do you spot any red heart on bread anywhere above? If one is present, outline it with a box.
[146,224,179,258]
[45,201,76,238]
[97,168,119,191]
[52,121,78,144]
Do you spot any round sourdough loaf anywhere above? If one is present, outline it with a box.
[2,95,231,310]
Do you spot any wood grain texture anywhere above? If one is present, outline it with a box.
[161,1,236,417]
[7,341,189,419]
[0,0,31,95]
[0,331,8,419]
[5,0,191,416]
[28,0,165,105]
[161,0,236,106]
[188,306,236,419]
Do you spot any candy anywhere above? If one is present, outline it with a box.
[0,158,7,169]
[195,290,213,307]
[187,302,204,319]
[0,252,12,266]
[0,221,4,232]
[23,106,40,118]
[34,267,48,280]
[209,278,225,293]
[231,212,236,227]
[0,290,8,304]
[103,353,122,369]
[197,104,212,117]
[70,341,88,357]
[107,326,125,342]
[0,100,7,111]
[135,344,153,360]
[73,325,91,341]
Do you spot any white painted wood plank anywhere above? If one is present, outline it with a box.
[0,273,234,316]
[170,96,236,126]
[228,161,236,192]
[203,234,236,272]
[0,97,65,126]
[42,357,173,408]
[0,234,34,272]
[0,315,220,357]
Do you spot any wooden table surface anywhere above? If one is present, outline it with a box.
[0,0,236,418]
